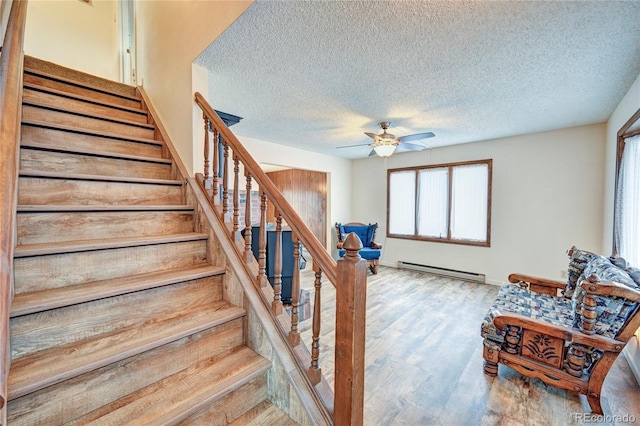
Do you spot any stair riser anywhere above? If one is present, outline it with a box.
[8,319,244,425]
[178,375,268,425]
[24,72,141,109]
[17,211,195,245]
[21,125,163,158]
[18,177,183,205]
[20,148,173,180]
[23,105,155,140]
[11,276,224,358]
[14,240,208,293]
[23,87,148,124]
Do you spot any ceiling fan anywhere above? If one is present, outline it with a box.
[338,121,435,157]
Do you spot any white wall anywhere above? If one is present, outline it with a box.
[605,71,640,384]
[235,136,352,253]
[24,0,119,81]
[135,0,252,175]
[352,124,606,285]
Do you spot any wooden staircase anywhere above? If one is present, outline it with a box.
[5,60,297,424]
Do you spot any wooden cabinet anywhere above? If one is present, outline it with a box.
[266,169,327,248]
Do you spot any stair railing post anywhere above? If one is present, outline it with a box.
[272,213,283,315]
[288,233,301,346]
[222,141,229,218]
[257,192,267,287]
[308,266,323,385]
[244,172,253,262]
[212,128,219,201]
[203,115,210,188]
[233,156,240,233]
[334,232,367,426]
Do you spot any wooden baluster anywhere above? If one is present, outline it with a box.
[580,292,598,335]
[272,214,284,315]
[565,343,588,377]
[308,266,323,385]
[288,233,301,346]
[222,141,229,218]
[203,115,210,186]
[503,325,521,354]
[244,172,253,262]
[257,192,267,287]
[233,156,240,233]
[334,233,368,425]
[212,128,219,200]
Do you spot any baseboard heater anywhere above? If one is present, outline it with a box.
[397,261,485,283]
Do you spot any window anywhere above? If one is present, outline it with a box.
[387,159,492,246]
[614,108,640,266]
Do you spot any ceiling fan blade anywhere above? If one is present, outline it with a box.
[398,132,435,143]
[394,142,428,153]
[364,132,381,141]
[336,142,372,149]
[368,150,377,157]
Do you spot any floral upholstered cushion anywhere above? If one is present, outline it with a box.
[481,283,574,343]
[571,254,639,337]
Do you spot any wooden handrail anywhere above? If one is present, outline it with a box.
[195,92,368,424]
[194,92,338,285]
[0,0,28,422]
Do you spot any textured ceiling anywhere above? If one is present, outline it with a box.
[196,0,640,160]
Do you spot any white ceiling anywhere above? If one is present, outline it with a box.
[196,0,640,160]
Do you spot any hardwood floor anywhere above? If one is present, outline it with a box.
[297,266,640,425]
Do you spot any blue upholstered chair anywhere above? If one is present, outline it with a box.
[335,222,382,274]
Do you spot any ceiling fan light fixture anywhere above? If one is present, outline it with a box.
[373,144,396,157]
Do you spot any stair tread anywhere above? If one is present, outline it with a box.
[75,346,271,425]
[24,67,140,102]
[19,169,183,185]
[17,204,195,213]
[22,119,163,146]
[23,82,146,116]
[230,401,299,426]
[23,99,155,130]
[14,232,208,258]
[8,301,246,400]
[11,265,225,317]
[21,140,172,165]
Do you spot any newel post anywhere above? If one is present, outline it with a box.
[334,232,368,425]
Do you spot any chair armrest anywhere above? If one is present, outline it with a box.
[370,241,382,249]
[508,273,566,296]
[492,312,626,353]
[581,275,640,303]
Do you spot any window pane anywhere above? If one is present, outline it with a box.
[417,168,448,238]
[615,134,640,266]
[451,163,488,241]
[389,171,415,235]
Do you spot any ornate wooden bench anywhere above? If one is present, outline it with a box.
[481,247,640,414]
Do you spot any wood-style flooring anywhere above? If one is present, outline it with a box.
[297,266,640,426]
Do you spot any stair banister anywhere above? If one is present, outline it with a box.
[194,92,338,285]
[195,92,368,424]
[0,0,28,422]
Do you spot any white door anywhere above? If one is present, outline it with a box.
[118,0,136,85]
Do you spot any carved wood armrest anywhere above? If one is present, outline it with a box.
[581,275,640,303]
[370,242,382,249]
[508,273,566,296]
[492,313,626,353]
[508,273,566,289]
